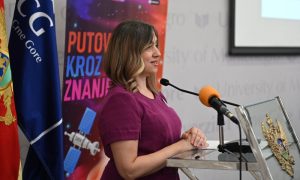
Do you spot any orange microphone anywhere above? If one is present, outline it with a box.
[199,85,239,124]
[199,85,221,107]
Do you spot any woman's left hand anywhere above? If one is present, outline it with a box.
[181,127,208,148]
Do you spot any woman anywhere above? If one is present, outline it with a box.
[98,20,207,180]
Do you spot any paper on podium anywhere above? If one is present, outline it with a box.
[202,140,229,150]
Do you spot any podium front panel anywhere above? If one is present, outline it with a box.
[236,97,300,180]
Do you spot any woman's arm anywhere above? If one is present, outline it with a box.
[110,138,194,180]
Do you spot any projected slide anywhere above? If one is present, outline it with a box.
[230,0,300,54]
[262,0,300,20]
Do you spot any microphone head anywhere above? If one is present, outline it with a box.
[198,85,221,107]
[160,78,170,86]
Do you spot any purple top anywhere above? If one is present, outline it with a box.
[98,85,182,180]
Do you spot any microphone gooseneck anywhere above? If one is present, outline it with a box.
[160,78,198,96]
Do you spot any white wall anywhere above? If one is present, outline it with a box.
[5,0,300,179]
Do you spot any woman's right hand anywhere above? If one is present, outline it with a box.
[181,127,208,148]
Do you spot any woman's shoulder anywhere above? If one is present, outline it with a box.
[104,85,136,103]
[100,85,142,115]
[108,85,129,94]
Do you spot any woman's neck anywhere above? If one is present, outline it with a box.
[135,76,154,99]
[135,76,147,89]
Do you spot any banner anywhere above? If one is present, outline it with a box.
[0,1,20,179]
[62,0,168,179]
[9,0,64,179]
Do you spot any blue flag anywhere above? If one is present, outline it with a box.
[9,0,63,179]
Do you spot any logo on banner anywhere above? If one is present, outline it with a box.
[0,52,8,82]
[10,0,55,63]
[0,52,16,126]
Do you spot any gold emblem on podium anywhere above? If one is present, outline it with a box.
[261,113,295,177]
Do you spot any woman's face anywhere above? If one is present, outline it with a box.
[140,34,161,77]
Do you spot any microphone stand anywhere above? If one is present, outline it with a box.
[217,112,225,152]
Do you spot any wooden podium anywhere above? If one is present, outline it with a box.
[167,97,300,180]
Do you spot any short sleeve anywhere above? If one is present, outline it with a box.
[99,92,142,146]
